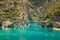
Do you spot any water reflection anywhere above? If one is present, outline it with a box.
[0,21,60,40]
[0,21,60,31]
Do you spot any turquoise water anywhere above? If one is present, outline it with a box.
[0,22,60,40]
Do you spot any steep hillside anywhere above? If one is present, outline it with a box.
[0,0,60,22]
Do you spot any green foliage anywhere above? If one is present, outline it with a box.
[0,0,60,22]
[28,0,59,22]
[54,11,60,17]
[0,0,60,29]
[0,0,18,20]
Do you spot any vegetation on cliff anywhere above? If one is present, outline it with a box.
[0,0,60,29]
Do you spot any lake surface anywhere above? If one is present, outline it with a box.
[0,22,60,40]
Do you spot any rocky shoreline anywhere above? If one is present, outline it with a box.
[53,28,60,30]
